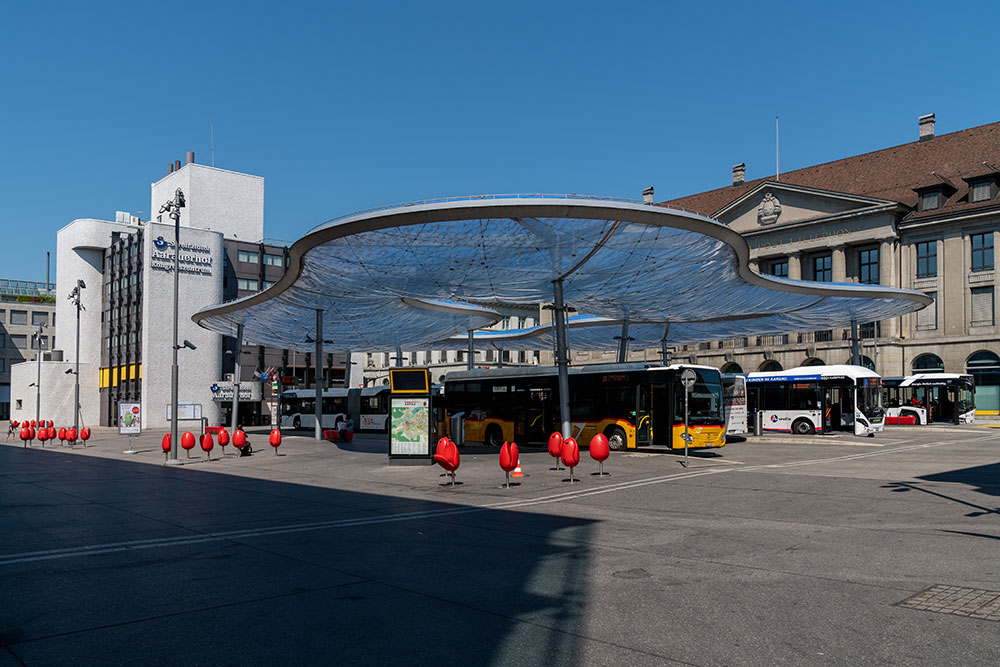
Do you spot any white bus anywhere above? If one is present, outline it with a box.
[747,365,885,437]
[280,387,392,432]
[722,373,748,434]
[883,374,976,425]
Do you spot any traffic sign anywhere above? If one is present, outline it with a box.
[680,368,697,389]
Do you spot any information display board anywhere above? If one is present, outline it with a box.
[165,403,203,420]
[119,403,141,435]
[389,397,430,456]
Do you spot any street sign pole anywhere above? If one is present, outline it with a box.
[680,369,697,468]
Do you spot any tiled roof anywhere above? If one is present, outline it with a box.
[663,121,1000,217]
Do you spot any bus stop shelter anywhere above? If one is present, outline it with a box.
[193,195,931,440]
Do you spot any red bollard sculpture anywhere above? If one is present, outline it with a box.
[38,427,48,447]
[19,426,30,448]
[218,428,230,455]
[66,427,76,446]
[80,427,91,446]
[232,429,247,454]
[47,426,56,441]
[547,432,564,470]
[269,429,281,455]
[58,427,67,445]
[589,433,610,477]
[29,426,36,445]
[30,420,36,428]
[561,437,580,483]
[200,433,214,460]
[161,433,171,461]
[181,431,195,458]
[433,438,460,486]
[47,420,53,429]
[499,441,520,488]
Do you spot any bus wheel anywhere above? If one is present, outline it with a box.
[607,427,627,451]
[485,425,503,448]
[293,417,301,430]
[792,419,813,435]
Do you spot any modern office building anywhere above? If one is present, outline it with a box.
[0,280,56,420]
[10,155,353,429]
[662,114,999,413]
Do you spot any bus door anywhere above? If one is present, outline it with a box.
[821,389,833,433]
[635,384,652,445]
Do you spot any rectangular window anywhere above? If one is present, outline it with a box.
[971,181,991,203]
[262,280,275,289]
[237,250,259,264]
[813,255,832,282]
[11,335,27,349]
[916,241,937,278]
[916,292,937,330]
[920,191,940,211]
[971,233,994,272]
[859,248,879,284]
[971,287,995,326]
[10,310,27,325]
[769,260,788,278]
[31,335,48,350]
[31,312,48,326]
[237,278,259,291]
[263,253,284,266]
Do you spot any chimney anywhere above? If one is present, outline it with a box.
[642,186,654,204]
[186,151,195,165]
[168,163,174,174]
[732,163,746,186]
[174,159,182,171]
[919,113,935,142]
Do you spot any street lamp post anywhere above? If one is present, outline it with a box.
[231,323,244,432]
[160,188,186,464]
[32,323,47,425]
[67,280,86,431]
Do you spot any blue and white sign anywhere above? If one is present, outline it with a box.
[153,236,168,249]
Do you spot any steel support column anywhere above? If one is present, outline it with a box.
[230,323,243,432]
[552,279,572,439]
[467,330,474,370]
[850,319,860,366]
[660,323,671,365]
[315,309,324,441]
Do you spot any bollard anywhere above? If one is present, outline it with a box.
[200,432,214,460]
[753,411,762,437]
[20,427,30,448]
[181,431,195,458]
[66,427,76,446]
[589,433,610,477]
[80,426,90,447]
[547,432,564,470]
[432,439,460,486]
[269,429,281,455]
[58,427,67,446]
[218,428,230,455]
[161,433,172,461]
[499,441,519,488]
[561,437,580,483]
[233,430,247,454]
[47,426,56,442]
[38,428,48,447]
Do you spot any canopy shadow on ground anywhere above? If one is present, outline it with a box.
[917,461,1000,499]
[0,446,594,666]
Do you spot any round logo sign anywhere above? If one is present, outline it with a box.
[770,414,779,423]
[210,383,220,393]
[153,236,168,249]
[132,406,140,414]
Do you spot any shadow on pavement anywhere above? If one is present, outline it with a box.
[917,461,1000,498]
[0,446,594,666]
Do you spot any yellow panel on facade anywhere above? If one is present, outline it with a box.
[113,368,118,386]
[129,364,136,380]
[138,364,142,379]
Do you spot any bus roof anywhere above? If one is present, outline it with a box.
[281,386,389,399]
[444,362,719,383]
[747,364,880,383]
[899,373,973,387]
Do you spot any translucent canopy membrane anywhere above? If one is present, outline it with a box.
[194,197,931,352]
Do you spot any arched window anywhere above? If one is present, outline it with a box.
[859,355,875,371]
[802,358,825,367]
[912,353,944,372]
[759,360,782,372]
[967,350,1000,414]
[720,362,743,374]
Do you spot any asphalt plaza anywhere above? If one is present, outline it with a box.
[1,424,999,666]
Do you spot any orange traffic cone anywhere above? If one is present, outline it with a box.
[511,462,524,478]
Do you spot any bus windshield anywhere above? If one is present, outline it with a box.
[675,369,724,426]
[857,382,884,420]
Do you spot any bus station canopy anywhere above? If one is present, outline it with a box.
[193,196,932,352]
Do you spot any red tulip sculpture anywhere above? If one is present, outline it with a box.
[66,427,76,446]
[200,433,214,460]
[561,437,580,483]
[161,433,172,461]
[433,438,460,486]
[181,431,195,458]
[47,426,56,441]
[47,420,54,429]
[217,428,230,455]
[19,426,30,448]
[38,427,49,447]
[269,429,281,455]
[499,441,520,488]
[58,427,67,445]
[232,430,247,452]
[80,427,91,446]
[547,432,564,470]
[29,426,37,445]
[589,433,610,477]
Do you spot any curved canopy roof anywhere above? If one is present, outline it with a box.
[194,195,931,352]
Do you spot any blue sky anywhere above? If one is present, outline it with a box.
[3,1,999,282]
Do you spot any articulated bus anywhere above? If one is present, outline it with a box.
[747,365,885,436]
[443,363,725,451]
[722,373,749,435]
[280,387,391,432]
[883,374,976,425]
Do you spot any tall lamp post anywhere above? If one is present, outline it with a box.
[160,188,186,464]
[32,323,47,425]
[67,280,86,431]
